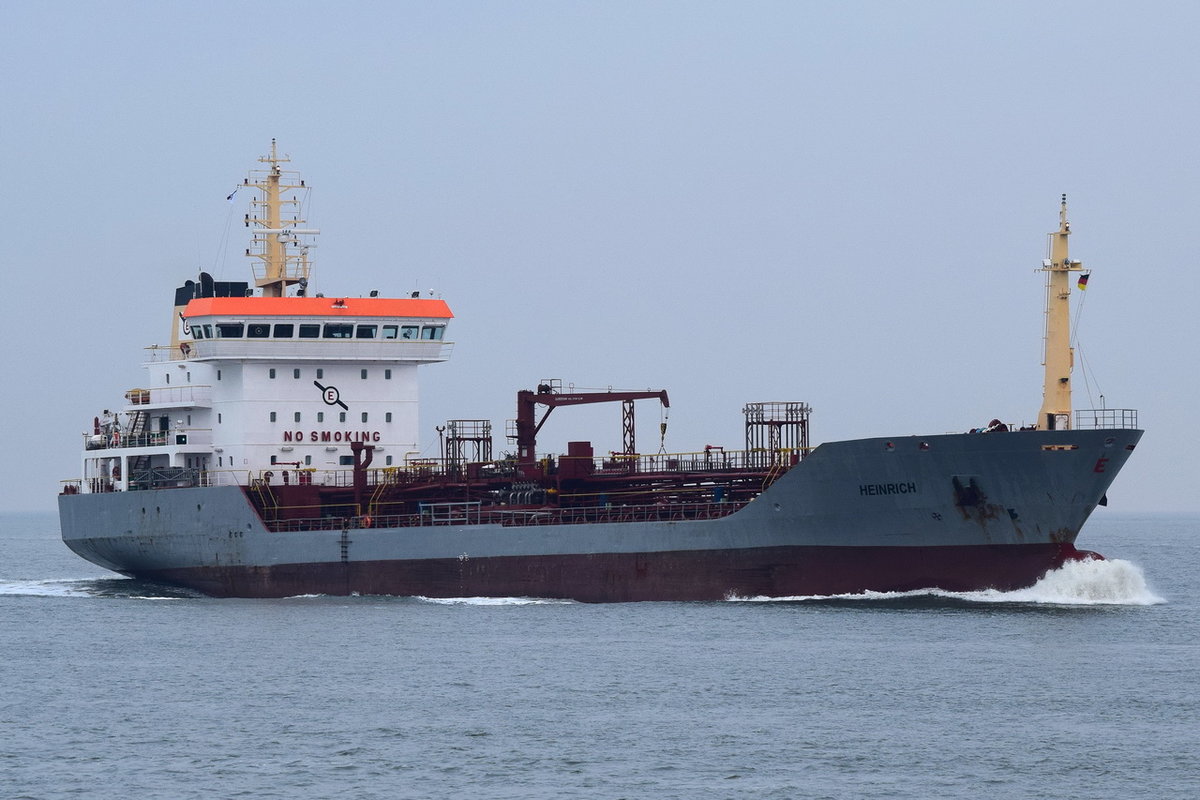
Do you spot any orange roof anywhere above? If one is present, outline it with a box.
[183,296,453,319]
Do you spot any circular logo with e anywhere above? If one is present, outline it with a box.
[313,380,348,410]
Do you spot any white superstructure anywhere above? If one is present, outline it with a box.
[77,143,453,493]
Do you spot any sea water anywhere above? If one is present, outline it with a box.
[2,511,1196,799]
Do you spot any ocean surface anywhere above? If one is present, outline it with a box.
[2,511,1196,800]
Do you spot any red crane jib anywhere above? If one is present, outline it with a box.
[514,388,670,467]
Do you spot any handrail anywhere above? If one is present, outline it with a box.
[147,339,455,363]
[262,500,745,533]
[1073,408,1138,430]
[83,427,214,451]
[211,450,802,490]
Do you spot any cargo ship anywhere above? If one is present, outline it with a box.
[58,143,1142,600]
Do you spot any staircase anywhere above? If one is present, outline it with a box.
[127,411,151,480]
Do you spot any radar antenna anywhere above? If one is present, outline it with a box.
[242,139,320,297]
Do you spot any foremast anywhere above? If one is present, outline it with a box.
[1036,196,1083,431]
[243,139,319,297]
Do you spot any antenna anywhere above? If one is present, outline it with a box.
[242,141,320,297]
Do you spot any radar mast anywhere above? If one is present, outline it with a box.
[243,139,319,297]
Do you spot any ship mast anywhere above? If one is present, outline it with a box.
[244,139,319,297]
[1036,195,1083,430]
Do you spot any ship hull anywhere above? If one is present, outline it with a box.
[60,428,1142,601]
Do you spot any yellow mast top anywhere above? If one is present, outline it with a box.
[1036,196,1083,430]
[243,139,318,297]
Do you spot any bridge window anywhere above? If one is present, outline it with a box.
[273,324,294,338]
[248,323,270,338]
[382,325,398,339]
[216,323,244,338]
[400,325,419,339]
[356,325,377,339]
[299,324,320,339]
[203,325,213,338]
[192,327,204,340]
[323,323,353,339]
[420,325,444,340]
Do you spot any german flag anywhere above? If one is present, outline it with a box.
[1077,273,1090,291]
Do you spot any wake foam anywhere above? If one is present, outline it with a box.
[981,557,1164,606]
[0,578,100,598]
[0,577,191,600]
[275,594,576,604]
[728,557,1164,606]
[417,596,577,606]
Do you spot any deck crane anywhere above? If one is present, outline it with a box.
[513,382,670,468]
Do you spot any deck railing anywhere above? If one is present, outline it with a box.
[1073,408,1139,430]
[84,428,213,451]
[262,500,746,533]
[147,339,454,363]
[66,447,800,495]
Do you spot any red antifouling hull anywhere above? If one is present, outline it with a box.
[139,542,1087,601]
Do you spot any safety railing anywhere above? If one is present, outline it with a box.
[83,428,214,451]
[262,500,746,533]
[214,449,801,490]
[1073,408,1139,430]
[583,448,805,474]
[65,447,801,497]
[141,385,213,406]
[150,339,455,363]
[128,467,203,491]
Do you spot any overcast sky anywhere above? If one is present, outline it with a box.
[2,0,1196,513]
